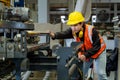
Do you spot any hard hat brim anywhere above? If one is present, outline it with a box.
[67,19,85,26]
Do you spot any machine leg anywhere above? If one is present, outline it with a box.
[118,37,120,80]
[13,59,22,80]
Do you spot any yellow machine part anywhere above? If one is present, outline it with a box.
[0,0,10,7]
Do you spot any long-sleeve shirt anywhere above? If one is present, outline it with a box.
[52,25,101,58]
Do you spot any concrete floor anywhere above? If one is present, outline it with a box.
[28,71,57,80]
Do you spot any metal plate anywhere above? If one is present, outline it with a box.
[0,21,34,30]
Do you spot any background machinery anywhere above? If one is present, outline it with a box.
[0,0,88,79]
[0,20,83,80]
[3,0,120,80]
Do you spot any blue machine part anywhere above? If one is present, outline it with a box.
[14,0,24,7]
[56,47,83,80]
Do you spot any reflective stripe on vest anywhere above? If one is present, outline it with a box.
[88,25,93,43]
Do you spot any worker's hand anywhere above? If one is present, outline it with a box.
[78,54,86,61]
[48,30,55,38]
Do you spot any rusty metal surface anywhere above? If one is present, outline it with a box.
[27,43,49,52]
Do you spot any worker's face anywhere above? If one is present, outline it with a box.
[71,22,83,33]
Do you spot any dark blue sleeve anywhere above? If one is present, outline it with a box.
[53,28,73,39]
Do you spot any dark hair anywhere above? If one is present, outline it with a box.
[78,22,85,28]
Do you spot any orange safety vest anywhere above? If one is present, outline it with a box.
[72,24,106,58]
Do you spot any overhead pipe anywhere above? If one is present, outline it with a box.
[75,0,91,22]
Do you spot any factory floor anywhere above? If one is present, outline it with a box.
[2,68,116,80]
[3,70,116,80]
[28,71,57,80]
[28,70,116,80]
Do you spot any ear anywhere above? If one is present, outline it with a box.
[81,22,84,26]
[81,22,85,28]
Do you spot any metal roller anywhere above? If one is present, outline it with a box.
[27,31,49,36]
[68,64,77,77]
[27,44,47,52]
[65,56,76,68]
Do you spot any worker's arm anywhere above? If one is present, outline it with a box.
[50,28,73,39]
[84,28,101,58]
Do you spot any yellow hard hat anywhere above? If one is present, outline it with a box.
[67,11,85,25]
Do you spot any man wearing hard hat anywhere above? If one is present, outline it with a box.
[50,11,107,80]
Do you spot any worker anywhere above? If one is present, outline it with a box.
[49,11,107,80]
